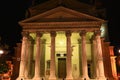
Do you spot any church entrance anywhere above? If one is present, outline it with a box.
[58,58,66,78]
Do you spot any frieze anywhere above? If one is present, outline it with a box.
[22,28,99,33]
[20,21,102,28]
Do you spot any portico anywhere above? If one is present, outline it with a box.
[15,1,117,79]
[17,30,106,80]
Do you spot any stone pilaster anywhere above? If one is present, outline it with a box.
[49,31,57,80]
[80,30,89,80]
[12,43,21,80]
[103,42,115,80]
[109,46,118,80]
[94,30,106,80]
[33,32,43,80]
[17,31,29,80]
[66,31,73,80]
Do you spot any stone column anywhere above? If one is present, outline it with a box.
[80,30,89,80]
[49,31,56,80]
[24,37,30,79]
[78,39,82,77]
[33,32,43,80]
[91,36,98,79]
[28,39,34,78]
[66,31,73,80]
[94,30,106,80]
[40,39,46,77]
[17,31,29,80]
[109,46,118,80]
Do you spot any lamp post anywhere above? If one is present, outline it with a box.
[0,49,11,80]
[0,49,4,57]
[0,49,9,57]
[0,38,10,78]
[117,49,120,65]
[116,48,120,79]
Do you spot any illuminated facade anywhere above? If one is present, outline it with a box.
[15,0,117,80]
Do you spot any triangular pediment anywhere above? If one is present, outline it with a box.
[29,0,95,17]
[20,6,105,23]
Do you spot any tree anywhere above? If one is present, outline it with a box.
[0,61,9,74]
[0,37,9,74]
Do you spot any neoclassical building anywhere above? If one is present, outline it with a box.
[14,0,118,80]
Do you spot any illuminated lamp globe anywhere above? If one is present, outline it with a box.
[0,49,4,55]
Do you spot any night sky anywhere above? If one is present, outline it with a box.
[0,0,120,50]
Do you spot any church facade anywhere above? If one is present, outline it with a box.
[15,0,118,80]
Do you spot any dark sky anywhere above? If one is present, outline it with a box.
[105,0,120,46]
[0,0,120,48]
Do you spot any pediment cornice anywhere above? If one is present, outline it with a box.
[29,0,94,17]
[19,6,106,32]
[20,6,105,24]
[20,21,102,32]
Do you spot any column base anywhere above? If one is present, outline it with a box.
[66,76,73,80]
[66,78,73,80]
[113,76,119,80]
[80,75,89,80]
[107,77,117,80]
[16,76,25,80]
[49,76,57,80]
[97,76,106,80]
[32,77,42,80]
[80,77,90,80]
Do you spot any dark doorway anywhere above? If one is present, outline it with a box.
[58,58,66,78]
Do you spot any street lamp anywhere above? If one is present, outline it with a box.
[0,49,4,57]
[116,48,120,79]
[118,49,120,55]
[0,49,4,55]
[117,49,120,65]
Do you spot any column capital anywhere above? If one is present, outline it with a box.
[22,31,29,37]
[104,42,110,46]
[80,30,86,36]
[94,30,101,36]
[78,39,81,43]
[91,35,95,40]
[109,46,115,56]
[36,31,43,37]
[41,39,46,44]
[65,31,71,37]
[101,37,104,39]
[16,43,22,47]
[28,36,33,41]
[90,35,95,43]
[50,31,56,37]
